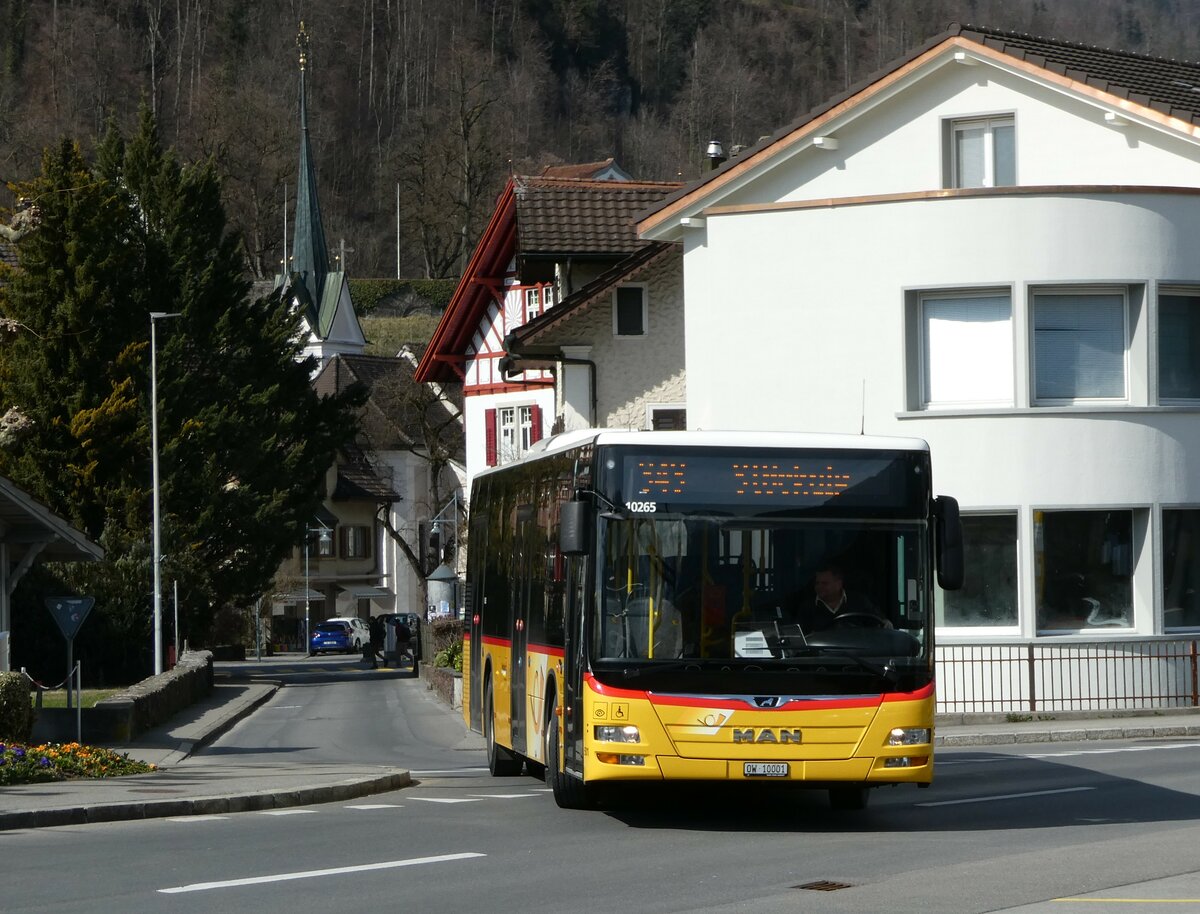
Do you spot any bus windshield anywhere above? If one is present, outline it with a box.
[592,513,929,673]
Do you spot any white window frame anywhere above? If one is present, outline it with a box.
[525,287,541,322]
[918,289,1014,409]
[1030,286,1129,405]
[949,115,1015,189]
[498,404,535,462]
[613,284,648,337]
[1157,286,1200,402]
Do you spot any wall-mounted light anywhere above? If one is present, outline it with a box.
[1104,111,1130,128]
[953,51,978,65]
[812,136,839,150]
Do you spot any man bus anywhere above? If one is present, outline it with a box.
[463,429,962,810]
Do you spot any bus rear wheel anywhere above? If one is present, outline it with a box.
[545,709,597,809]
[484,684,522,777]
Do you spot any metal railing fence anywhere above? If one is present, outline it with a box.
[935,638,1200,714]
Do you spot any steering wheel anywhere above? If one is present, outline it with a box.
[832,612,888,629]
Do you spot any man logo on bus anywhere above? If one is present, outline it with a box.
[732,728,803,744]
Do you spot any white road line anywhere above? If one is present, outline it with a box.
[344,804,403,810]
[941,743,1200,765]
[158,852,486,894]
[166,815,229,823]
[409,768,490,775]
[467,793,540,799]
[259,809,315,816]
[917,786,1094,807]
[410,797,482,804]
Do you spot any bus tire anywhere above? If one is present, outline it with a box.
[829,786,870,811]
[545,706,596,809]
[484,683,522,777]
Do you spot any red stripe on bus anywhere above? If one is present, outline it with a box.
[528,643,565,658]
[482,636,512,648]
[585,673,932,711]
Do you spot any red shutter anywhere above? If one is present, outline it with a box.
[529,404,542,444]
[485,408,498,466]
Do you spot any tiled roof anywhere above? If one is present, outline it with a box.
[956,24,1200,124]
[514,176,682,255]
[333,442,397,501]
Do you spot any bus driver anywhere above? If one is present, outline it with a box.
[808,561,891,631]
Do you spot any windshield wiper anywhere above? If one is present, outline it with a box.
[619,659,707,679]
[804,646,900,688]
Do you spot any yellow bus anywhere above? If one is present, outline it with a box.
[463,429,962,810]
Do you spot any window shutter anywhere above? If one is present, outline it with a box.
[529,404,542,444]
[485,408,498,466]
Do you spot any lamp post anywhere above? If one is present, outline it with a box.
[427,494,460,617]
[150,311,181,675]
[304,520,332,655]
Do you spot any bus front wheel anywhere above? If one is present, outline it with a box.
[829,786,870,811]
[484,684,522,777]
[545,709,597,809]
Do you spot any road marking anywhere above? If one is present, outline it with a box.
[411,797,482,804]
[158,852,486,894]
[942,743,1200,765]
[165,815,229,822]
[467,793,540,799]
[917,786,1094,807]
[1055,898,1200,904]
[344,804,403,810]
[410,767,490,776]
[259,809,315,816]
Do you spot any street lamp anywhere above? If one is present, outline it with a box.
[150,311,181,675]
[304,520,332,655]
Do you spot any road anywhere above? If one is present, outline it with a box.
[5,657,1200,913]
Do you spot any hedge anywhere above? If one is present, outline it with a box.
[0,672,33,741]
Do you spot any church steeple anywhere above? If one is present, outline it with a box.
[291,21,330,312]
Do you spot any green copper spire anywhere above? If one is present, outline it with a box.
[291,21,329,314]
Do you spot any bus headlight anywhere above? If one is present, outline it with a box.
[595,725,641,743]
[887,727,930,746]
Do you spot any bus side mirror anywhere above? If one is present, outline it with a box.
[935,495,964,591]
[559,500,593,555]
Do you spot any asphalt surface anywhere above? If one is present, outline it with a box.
[4,658,1200,832]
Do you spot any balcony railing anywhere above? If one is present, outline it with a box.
[935,638,1200,714]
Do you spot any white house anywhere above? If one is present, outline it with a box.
[637,23,1200,711]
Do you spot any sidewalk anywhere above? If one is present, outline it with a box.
[5,679,1200,832]
[0,679,410,831]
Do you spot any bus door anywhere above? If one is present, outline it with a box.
[466,507,487,734]
[562,552,588,775]
[510,508,533,753]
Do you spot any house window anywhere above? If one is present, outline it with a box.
[1035,510,1132,631]
[525,287,541,322]
[1159,289,1200,399]
[484,404,543,466]
[1164,509,1200,629]
[948,116,1015,188]
[340,525,373,560]
[920,291,1013,407]
[651,407,686,430]
[936,514,1018,627]
[614,285,647,337]
[1032,289,1127,402]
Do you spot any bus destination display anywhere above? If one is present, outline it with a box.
[634,461,852,498]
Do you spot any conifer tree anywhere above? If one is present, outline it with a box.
[0,109,362,670]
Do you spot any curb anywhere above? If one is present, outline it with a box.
[937,722,1200,747]
[0,768,412,832]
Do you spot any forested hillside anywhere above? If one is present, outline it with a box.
[3,0,1199,281]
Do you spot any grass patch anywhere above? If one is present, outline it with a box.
[33,688,122,709]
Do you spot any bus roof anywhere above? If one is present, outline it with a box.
[476,428,931,478]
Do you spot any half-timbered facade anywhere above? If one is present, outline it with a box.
[416,164,680,485]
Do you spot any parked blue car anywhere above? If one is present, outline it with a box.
[310,620,362,655]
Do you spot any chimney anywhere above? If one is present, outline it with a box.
[705,140,726,171]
